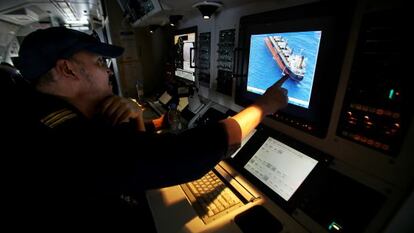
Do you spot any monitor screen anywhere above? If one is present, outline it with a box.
[235,1,354,137]
[244,136,318,201]
[173,31,196,82]
[247,31,322,109]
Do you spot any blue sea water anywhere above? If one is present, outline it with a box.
[246,31,322,108]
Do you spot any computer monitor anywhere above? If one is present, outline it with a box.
[172,27,197,83]
[235,1,354,137]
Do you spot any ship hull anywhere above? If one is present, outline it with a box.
[264,37,304,81]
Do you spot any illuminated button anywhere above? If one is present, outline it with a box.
[376,109,384,115]
[388,89,395,100]
[328,221,343,232]
[348,120,356,125]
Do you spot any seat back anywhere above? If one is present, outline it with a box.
[0,63,29,95]
[0,63,33,133]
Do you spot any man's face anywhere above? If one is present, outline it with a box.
[70,51,114,101]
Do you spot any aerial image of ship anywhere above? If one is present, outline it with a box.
[264,35,306,81]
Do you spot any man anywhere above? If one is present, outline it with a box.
[10,27,288,231]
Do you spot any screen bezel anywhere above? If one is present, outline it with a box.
[172,26,198,84]
[226,126,331,213]
[235,2,354,138]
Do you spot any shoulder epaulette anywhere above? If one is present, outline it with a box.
[40,108,78,128]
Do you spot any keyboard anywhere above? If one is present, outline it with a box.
[181,170,244,224]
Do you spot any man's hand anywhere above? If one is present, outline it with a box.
[100,96,145,130]
[230,74,289,140]
[254,74,289,115]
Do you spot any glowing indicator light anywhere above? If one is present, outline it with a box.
[328,221,343,232]
[388,89,395,100]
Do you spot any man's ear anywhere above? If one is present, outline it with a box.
[55,59,77,79]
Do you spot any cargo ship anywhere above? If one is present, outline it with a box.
[264,35,306,81]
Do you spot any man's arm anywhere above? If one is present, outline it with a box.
[119,75,289,188]
[221,74,289,149]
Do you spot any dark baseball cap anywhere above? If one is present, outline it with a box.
[14,27,124,81]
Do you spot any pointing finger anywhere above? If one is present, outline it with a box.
[275,74,289,87]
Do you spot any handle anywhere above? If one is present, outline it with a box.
[190,47,196,68]
[233,48,243,78]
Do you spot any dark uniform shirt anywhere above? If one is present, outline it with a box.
[3,89,241,231]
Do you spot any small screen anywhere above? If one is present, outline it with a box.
[247,31,322,108]
[174,33,196,82]
[244,137,318,201]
